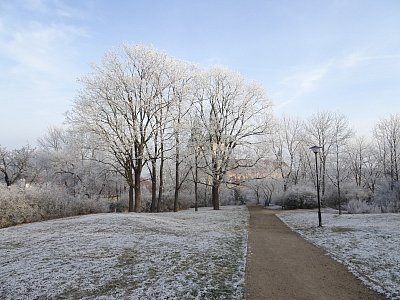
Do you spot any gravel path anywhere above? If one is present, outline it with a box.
[245,206,385,300]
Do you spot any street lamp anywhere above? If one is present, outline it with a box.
[310,145,322,227]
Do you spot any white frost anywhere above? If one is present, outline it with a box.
[0,206,249,299]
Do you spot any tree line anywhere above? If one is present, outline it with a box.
[1,44,399,219]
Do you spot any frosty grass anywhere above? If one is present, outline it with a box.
[0,206,249,299]
[278,210,400,300]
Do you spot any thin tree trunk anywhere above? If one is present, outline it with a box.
[150,158,157,212]
[194,153,198,211]
[127,159,134,212]
[394,139,398,182]
[134,163,142,212]
[150,129,159,212]
[322,160,326,197]
[128,184,134,212]
[204,183,208,207]
[157,143,164,213]
[174,134,180,212]
[358,146,362,186]
[256,187,260,205]
[336,162,341,213]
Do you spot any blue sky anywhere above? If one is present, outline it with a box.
[0,0,399,148]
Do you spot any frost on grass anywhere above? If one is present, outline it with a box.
[0,206,249,299]
[278,211,400,300]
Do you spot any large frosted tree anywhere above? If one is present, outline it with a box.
[193,67,272,210]
[68,44,171,212]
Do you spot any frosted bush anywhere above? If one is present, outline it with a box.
[324,183,371,209]
[143,191,193,212]
[0,185,36,227]
[273,184,317,209]
[0,183,110,228]
[373,181,400,213]
[346,199,380,214]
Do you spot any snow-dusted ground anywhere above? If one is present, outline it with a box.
[0,206,249,299]
[278,210,400,300]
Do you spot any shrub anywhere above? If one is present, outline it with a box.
[346,199,380,214]
[109,200,128,213]
[0,185,36,227]
[373,181,400,213]
[324,183,371,210]
[0,183,110,228]
[274,185,317,209]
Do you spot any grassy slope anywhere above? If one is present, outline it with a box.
[0,206,249,300]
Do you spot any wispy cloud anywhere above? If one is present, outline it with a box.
[342,51,400,68]
[273,48,400,109]
[272,63,332,109]
[11,0,89,19]
[0,23,88,75]
[0,0,92,148]
[282,66,330,96]
[0,0,90,78]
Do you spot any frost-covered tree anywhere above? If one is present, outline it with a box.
[347,136,368,187]
[37,126,119,199]
[362,144,382,193]
[0,145,34,186]
[68,44,172,212]
[328,114,353,213]
[170,62,197,212]
[305,111,336,197]
[374,114,400,190]
[187,116,210,210]
[270,116,304,192]
[193,67,272,210]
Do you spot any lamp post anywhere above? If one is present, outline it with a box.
[310,146,322,227]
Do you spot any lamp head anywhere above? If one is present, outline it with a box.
[310,145,322,154]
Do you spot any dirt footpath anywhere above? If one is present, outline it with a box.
[245,206,385,300]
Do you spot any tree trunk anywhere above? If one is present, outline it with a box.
[337,183,342,214]
[335,144,342,215]
[204,184,208,207]
[128,184,134,212]
[150,158,157,212]
[4,171,11,187]
[394,139,398,182]
[134,163,142,212]
[194,154,198,212]
[256,187,260,205]
[157,146,164,213]
[212,177,220,210]
[127,155,134,212]
[174,178,179,212]
[321,159,326,197]
[358,147,362,186]
[174,135,180,212]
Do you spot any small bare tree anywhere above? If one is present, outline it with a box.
[0,145,34,186]
[347,136,368,187]
[329,114,353,214]
[306,111,336,197]
[374,114,400,190]
[270,116,303,192]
